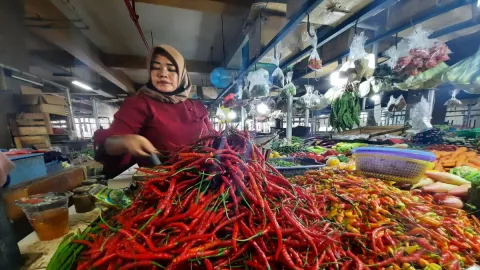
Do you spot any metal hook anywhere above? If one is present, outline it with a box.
[306,14,315,38]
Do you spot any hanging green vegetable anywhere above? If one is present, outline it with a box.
[329,86,361,132]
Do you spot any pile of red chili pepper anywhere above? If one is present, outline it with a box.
[291,170,480,269]
[69,131,480,269]
[73,131,344,269]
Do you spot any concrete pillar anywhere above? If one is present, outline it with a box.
[0,0,28,148]
[286,95,293,142]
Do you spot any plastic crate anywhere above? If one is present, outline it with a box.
[269,157,324,178]
[456,128,480,138]
[46,160,63,174]
[7,153,47,186]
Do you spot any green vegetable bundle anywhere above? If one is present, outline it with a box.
[329,91,361,132]
[395,62,448,90]
[333,142,367,154]
[268,159,298,167]
[47,227,98,270]
[443,48,480,93]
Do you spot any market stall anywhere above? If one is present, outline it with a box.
[24,131,479,270]
[5,0,480,269]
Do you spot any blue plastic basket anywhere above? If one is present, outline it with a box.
[8,153,47,186]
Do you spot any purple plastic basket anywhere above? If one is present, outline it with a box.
[352,147,435,183]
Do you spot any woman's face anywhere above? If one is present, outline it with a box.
[150,54,179,92]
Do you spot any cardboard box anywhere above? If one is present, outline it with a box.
[27,104,67,116]
[21,85,67,106]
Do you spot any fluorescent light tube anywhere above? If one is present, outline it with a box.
[72,80,93,90]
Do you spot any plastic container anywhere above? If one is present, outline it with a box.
[72,186,95,213]
[456,128,480,138]
[46,160,63,174]
[270,157,324,178]
[8,153,47,186]
[352,147,435,184]
[15,192,72,241]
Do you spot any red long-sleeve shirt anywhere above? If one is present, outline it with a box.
[94,93,213,177]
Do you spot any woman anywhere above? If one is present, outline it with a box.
[95,45,214,177]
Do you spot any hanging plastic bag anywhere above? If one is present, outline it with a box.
[444,89,462,106]
[271,54,285,88]
[395,95,407,111]
[411,96,432,131]
[280,71,296,98]
[443,48,480,93]
[310,91,329,111]
[358,79,371,98]
[385,40,410,72]
[387,95,396,112]
[349,32,368,62]
[247,69,270,98]
[307,34,322,71]
[325,86,343,103]
[403,25,450,76]
[298,85,321,109]
[349,32,375,80]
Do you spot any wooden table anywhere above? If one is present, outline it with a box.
[17,167,135,269]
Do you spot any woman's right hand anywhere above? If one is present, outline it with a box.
[105,135,158,157]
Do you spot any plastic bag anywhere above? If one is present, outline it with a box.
[271,55,285,88]
[387,95,396,112]
[444,89,462,106]
[404,26,450,76]
[385,40,410,71]
[298,85,321,109]
[443,48,480,93]
[234,81,243,100]
[395,95,406,111]
[348,32,375,80]
[349,32,368,62]
[324,86,343,103]
[411,96,432,131]
[310,91,329,111]
[358,79,371,98]
[280,71,296,98]
[394,62,448,90]
[387,26,450,76]
[307,34,322,71]
[247,69,270,98]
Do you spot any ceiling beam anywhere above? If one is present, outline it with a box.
[24,0,135,93]
[102,54,218,74]
[135,0,252,16]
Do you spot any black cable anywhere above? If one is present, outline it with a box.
[221,15,226,67]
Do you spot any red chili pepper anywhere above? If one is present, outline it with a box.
[118,260,156,270]
[71,240,94,249]
[117,250,173,260]
[252,241,271,270]
[264,199,282,260]
[280,208,318,256]
[416,237,437,252]
[232,221,239,251]
[204,259,213,270]
[346,249,364,270]
[92,253,117,268]
[281,247,302,270]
